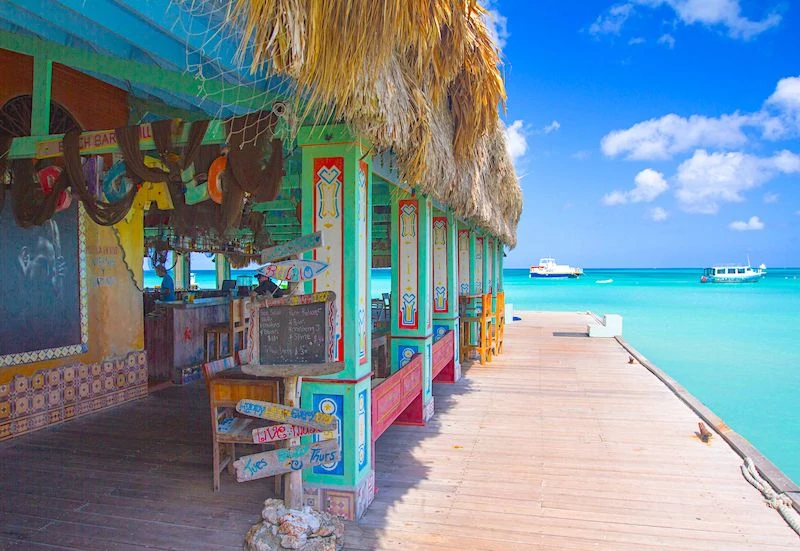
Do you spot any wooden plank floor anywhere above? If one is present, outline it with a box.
[0,384,276,551]
[346,311,799,550]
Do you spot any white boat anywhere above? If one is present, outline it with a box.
[529,258,583,279]
[596,279,613,284]
[700,263,766,283]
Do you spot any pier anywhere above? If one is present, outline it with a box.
[1,312,797,549]
[346,311,799,550]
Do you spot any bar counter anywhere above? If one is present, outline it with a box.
[144,297,231,384]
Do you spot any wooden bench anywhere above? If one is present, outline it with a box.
[432,330,455,383]
[371,353,424,442]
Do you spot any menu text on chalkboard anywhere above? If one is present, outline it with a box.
[258,301,327,364]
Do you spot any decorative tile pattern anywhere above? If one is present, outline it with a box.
[0,350,147,442]
[303,471,376,520]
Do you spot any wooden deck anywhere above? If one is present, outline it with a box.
[1,312,797,550]
[0,384,275,550]
[347,312,799,550]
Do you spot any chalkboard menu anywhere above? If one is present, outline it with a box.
[258,301,327,364]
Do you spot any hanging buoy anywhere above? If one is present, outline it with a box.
[207,156,227,204]
[37,165,72,212]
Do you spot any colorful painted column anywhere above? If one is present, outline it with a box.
[498,241,505,291]
[486,237,495,294]
[390,189,434,422]
[457,223,471,296]
[173,252,190,290]
[470,230,485,295]
[432,210,460,383]
[297,125,374,520]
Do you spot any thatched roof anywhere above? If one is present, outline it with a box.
[228,0,522,245]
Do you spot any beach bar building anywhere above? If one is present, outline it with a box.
[0,0,521,523]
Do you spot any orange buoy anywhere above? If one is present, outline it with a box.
[207,156,227,204]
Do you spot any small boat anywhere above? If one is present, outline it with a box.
[596,279,613,284]
[529,258,583,279]
[700,263,766,283]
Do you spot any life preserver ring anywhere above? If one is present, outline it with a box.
[102,160,132,202]
[37,165,72,212]
[207,156,227,204]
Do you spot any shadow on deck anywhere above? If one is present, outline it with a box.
[0,383,276,550]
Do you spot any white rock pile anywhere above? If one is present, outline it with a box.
[244,499,344,551]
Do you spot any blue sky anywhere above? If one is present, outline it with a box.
[489,0,800,268]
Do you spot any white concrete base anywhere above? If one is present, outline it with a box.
[588,314,623,338]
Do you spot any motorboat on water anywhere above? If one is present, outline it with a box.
[700,263,766,283]
[529,258,583,278]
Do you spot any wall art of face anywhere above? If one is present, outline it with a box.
[17,219,65,298]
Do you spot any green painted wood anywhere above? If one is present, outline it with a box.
[31,53,52,136]
[251,200,297,212]
[8,120,226,159]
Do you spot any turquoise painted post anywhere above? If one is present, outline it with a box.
[498,241,505,292]
[470,230,485,295]
[390,189,434,421]
[432,210,461,383]
[297,125,374,520]
[31,53,52,136]
[215,254,230,290]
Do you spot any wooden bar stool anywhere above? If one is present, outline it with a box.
[492,292,505,355]
[460,293,494,364]
[204,323,229,362]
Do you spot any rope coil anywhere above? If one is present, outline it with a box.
[741,457,800,536]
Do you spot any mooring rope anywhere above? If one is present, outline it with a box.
[741,457,800,536]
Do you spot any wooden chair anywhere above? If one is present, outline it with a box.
[204,358,282,491]
[460,293,494,365]
[204,298,250,363]
[492,292,505,355]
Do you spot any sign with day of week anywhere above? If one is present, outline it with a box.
[234,439,341,482]
[236,399,337,432]
[251,423,325,444]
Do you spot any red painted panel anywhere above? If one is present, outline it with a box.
[431,331,454,380]
[371,353,423,441]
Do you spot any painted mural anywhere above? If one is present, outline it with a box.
[312,393,344,476]
[397,199,418,330]
[475,236,484,293]
[357,160,368,365]
[432,217,449,313]
[312,157,344,362]
[458,229,470,295]
[0,201,88,366]
[357,388,368,471]
[487,238,494,293]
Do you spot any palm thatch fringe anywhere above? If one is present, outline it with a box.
[227,0,522,245]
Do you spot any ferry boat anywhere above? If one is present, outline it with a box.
[700,263,766,283]
[529,258,583,278]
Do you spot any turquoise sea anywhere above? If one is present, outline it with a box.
[148,267,800,484]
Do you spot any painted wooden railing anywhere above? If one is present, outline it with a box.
[371,353,423,441]
[431,330,454,382]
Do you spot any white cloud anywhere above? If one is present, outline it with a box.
[649,206,669,221]
[603,168,669,205]
[591,0,782,40]
[643,0,782,40]
[482,1,509,51]
[503,120,528,164]
[675,149,800,213]
[767,76,800,112]
[657,33,676,48]
[602,190,628,206]
[763,192,779,204]
[542,120,561,134]
[601,112,756,160]
[589,3,635,36]
[628,36,647,45]
[729,216,764,231]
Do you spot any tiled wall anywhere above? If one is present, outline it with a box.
[0,350,147,441]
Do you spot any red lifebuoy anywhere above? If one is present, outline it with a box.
[207,156,227,204]
[37,165,72,211]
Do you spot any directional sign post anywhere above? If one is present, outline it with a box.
[236,399,338,432]
[261,231,324,263]
[252,423,324,444]
[234,439,341,482]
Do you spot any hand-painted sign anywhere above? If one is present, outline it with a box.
[261,231,324,263]
[236,399,338,432]
[36,124,154,159]
[234,439,341,482]
[251,423,323,444]
[262,259,329,282]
